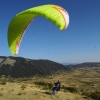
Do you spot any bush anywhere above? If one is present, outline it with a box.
[82,90,100,100]
[21,84,26,90]
[0,79,7,85]
[17,92,26,95]
[90,90,100,100]
[17,92,22,95]
[34,81,53,90]
[61,86,77,93]
[0,93,3,96]
[8,78,14,82]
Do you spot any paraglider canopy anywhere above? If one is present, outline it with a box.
[7,4,69,55]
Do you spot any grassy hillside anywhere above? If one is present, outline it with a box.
[0,56,69,77]
[0,66,100,100]
[0,79,85,100]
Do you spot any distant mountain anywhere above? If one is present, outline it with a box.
[66,62,100,68]
[62,63,79,65]
[0,56,69,78]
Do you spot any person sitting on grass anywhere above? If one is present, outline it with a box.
[52,80,61,95]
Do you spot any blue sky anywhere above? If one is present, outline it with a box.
[0,0,100,64]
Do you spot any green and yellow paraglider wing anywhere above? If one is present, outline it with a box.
[8,4,69,55]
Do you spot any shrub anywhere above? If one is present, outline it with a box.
[34,81,53,90]
[17,92,22,95]
[90,90,100,100]
[21,84,26,90]
[1,88,3,90]
[17,92,26,95]
[8,78,14,83]
[82,90,100,100]
[0,93,3,96]
[61,86,77,93]
[0,79,6,85]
